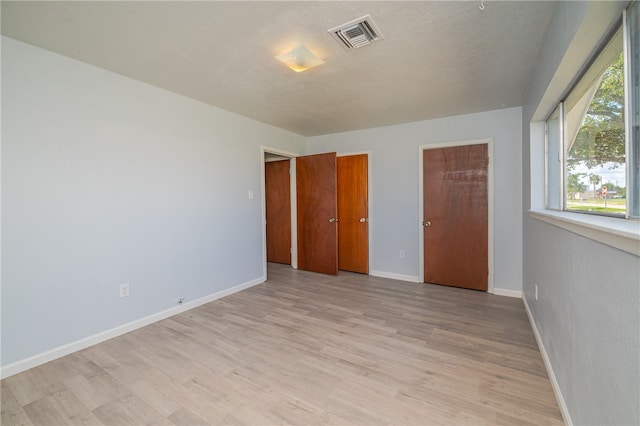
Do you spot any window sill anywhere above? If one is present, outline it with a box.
[528,210,640,256]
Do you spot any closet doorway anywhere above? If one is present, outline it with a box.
[295,152,370,276]
[262,148,370,279]
[265,159,291,265]
[261,147,297,279]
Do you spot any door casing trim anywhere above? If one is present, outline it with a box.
[261,146,298,279]
[418,139,494,293]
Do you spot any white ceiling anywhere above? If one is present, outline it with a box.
[1,1,556,137]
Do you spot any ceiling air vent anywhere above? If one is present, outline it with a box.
[328,15,384,50]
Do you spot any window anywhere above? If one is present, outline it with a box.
[545,104,563,210]
[546,2,639,219]
[630,1,640,217]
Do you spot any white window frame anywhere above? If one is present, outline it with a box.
[533,3,640,256]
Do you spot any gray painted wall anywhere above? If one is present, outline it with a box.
[522,1,639,424]
[1,37,305,367]
[307,107,523,292]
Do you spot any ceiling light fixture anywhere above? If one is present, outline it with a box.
[274,45,325,72]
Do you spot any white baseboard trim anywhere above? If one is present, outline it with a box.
[492,288,523,298]
[0,276,266,379]
[523,296,573,426]
[370,270,421,283]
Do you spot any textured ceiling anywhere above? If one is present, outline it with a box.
[1,1,556,137]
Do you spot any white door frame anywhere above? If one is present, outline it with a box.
[261,146,298,280]
[418,139,495,293]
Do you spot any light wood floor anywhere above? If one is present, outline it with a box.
[2,263,563,425]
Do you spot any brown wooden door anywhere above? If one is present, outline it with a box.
[423,144,488,291]
[337,154,369,274]
[265,160,291,264]
[296,152,338,275]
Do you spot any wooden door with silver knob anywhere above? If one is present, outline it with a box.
[337,154,369,274]
[297,152,338,275]
[265,159,291,265]
[423,144,488,291]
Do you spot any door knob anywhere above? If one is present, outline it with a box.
[359,218,367,223]
[423,221,432,227]
[329,218,338,223]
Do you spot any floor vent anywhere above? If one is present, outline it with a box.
[328,15,384,50]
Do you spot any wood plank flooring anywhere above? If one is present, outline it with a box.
[2,263,563,425]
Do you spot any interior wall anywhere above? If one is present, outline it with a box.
[1,37,305,368]
[306,107,523,292]
[522,1,639,425]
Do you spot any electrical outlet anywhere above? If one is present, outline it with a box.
[119,283,130,298]
[177,297,184,305]
[399,250,405,259]
[535,284,539,301]
[248,190,254,199]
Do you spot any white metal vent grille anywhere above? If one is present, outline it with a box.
[328,15,384,50]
